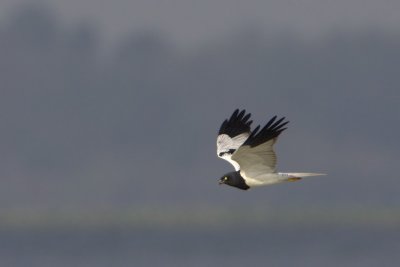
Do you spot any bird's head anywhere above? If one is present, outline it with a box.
[218,174,231,185]
[218,172,249,190]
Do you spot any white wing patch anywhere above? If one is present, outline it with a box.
[216,133,249,170]
[216,133,248,156]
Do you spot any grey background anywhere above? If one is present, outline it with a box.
[2,0,400,46]
[0,1,399,266]
[1,0,399,212]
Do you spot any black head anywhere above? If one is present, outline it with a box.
[218,171,250,190]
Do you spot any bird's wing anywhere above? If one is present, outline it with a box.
[217,109,252,170]
[231,116,288,178]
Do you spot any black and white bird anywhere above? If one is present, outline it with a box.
[217,109,325,190]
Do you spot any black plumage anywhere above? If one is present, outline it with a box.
[218,109,252,137]
[219,171,250,190]
[243,116,289,148]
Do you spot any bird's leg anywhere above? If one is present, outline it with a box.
[286,177,302,182]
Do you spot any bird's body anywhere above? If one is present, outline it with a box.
[217,109,325,190]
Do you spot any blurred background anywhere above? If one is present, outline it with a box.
[1,1,399,266]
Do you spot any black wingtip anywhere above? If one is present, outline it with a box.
[218,109,253,137]
[243,115,289,147]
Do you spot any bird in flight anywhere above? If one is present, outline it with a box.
[217,109,325,190]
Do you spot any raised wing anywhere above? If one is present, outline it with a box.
[231,116,288,177]
[217,109,252,170]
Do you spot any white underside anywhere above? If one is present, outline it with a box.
[241,172,326,187]
[241,173,287,187]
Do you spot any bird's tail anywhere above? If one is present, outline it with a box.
[280,172,326,181]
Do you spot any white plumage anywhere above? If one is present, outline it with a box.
[217,133,249,170]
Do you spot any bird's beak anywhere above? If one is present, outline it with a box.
[218,180,224,185]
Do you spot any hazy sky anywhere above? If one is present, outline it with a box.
[1,0,399,212]
[2,0,400,45]
[1,4,399,266]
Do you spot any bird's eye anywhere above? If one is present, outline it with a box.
[224,177,228,181]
